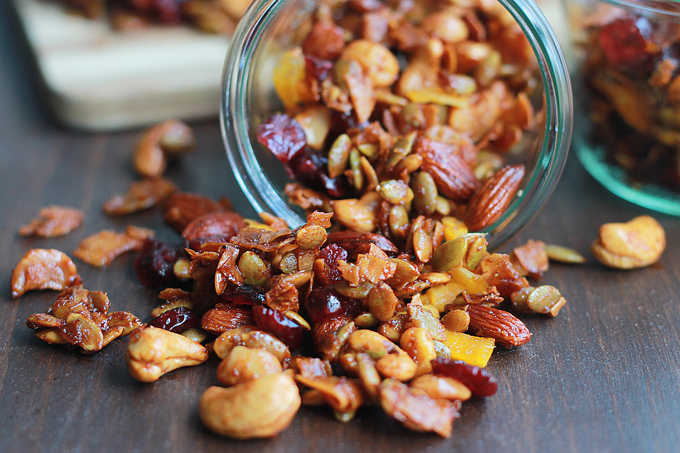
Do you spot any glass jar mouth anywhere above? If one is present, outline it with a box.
[221,0,573,249]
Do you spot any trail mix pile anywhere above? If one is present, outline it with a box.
[575,2,680,191]
[11,116,572,438]
[259,0,540,233]
[48,0,252,34]
[11,111,667,438]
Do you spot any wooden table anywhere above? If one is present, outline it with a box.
[1,4,679,452]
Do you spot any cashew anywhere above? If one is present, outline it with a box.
[410,374,472,402]
[125,326,208,383]
[217,346,283,386]
[133,120,194,178]
[340,40,400,88]
[400,327,437,376]
[199,372,301,439]
[591,215,666,269]
[213,326,291,363]
[346,329,417,381]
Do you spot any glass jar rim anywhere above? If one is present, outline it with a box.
[221,0,573,249]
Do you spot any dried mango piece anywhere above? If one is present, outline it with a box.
[441,330,495,368]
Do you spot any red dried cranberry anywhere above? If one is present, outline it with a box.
[305,55,333,81]
[257,114,307,164]
[320,173,352,198]
[318,243,348,284]
[149,307,199,333]
[288,147,328,188]
[430,357,498,397]
[219,285,266,306]
[253,305,303,350]
[329,110,364,139]
[134,238,186,288]
[599,18,649,67]
[305,287,361,323]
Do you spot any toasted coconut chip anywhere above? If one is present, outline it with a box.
[19,206,84,237]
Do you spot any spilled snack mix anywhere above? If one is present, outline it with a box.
[12,30,567,437]
[125,206,566,438]
[258,0,541,234]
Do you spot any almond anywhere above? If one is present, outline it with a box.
[464,164,525,231]
[466,304,531,348]
[201,304,256,335]
[416,137,480,202]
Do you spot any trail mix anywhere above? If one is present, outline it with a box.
[48,0,252,34]
[10,111,578,438]
[259,0,541,233]
[574,2,680,191]
[126,205,571,438]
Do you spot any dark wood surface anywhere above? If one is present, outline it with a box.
[2,4,679,453]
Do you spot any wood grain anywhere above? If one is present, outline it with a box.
[1,3,679,452]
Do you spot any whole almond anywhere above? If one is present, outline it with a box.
[417,138,480,203]
[465,164,525,231]
[201,304,256,335]
[466,304,531,347]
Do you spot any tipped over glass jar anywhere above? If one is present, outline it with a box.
[569,0,680,215]
[221,0,572,249]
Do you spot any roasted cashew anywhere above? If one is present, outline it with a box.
[410,374,472,402]
[125,326,208,382]
[213,326,291,363]
[216,346,282,386]
[199,372,301,439]
[346,329,416,381]
[400,327,437,376]
[133,120,194,178]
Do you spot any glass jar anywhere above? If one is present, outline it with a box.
[569,0,680,215]
[221,0,572,248]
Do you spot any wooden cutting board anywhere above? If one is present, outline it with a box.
[11,0,230,131]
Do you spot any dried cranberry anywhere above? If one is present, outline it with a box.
[305,287,361,323]
[134,238,186,288]
[318,243,348,284]
[305,55,333,81]
[430,357,498,397]
[219,285,266,306]
[329,110,364,139]
[257,114,307,164]
[253,305,303,350]
[149,307,199,333]
[599,18,649,68]
[288,147,328,188]
[320,173,352,198]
